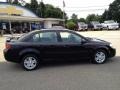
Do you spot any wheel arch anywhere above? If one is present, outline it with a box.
[19,48,40,62]
[95,47,109,57]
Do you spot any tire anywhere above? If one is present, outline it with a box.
[107,26,109,30]
[92,50,107,64]
[21,54,40,71]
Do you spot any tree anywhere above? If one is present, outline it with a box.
[66,21,77,30]
[30,0,38,14]
[12,0,21,5]
[44,4,64,18]
[24,1,67,19]
[24,3,31,10]
[86,14,102,23]
[102,0,120,22]
[78,18,86,22]
[36,2,46,18]
[101,10,112,22]
[71,13,78,23]
[95,15,102,23]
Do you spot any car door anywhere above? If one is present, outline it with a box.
[58,31,90,60]
[31,31,62,59]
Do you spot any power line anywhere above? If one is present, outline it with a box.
[65,5,109,9]
[65,9,107,12]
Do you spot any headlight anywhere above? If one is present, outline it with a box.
[110,43,112,47]
[110,43,115,48]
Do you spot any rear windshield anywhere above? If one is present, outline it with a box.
[18,33,31,42]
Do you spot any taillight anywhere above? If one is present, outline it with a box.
[5,43,11,49]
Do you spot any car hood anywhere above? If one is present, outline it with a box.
[106,23,118,26]
[94,24,102,26]
[86,37,110,45]
[79,24,88,26]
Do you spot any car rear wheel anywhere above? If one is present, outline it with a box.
[21,54,39,71]
[92,50,107,64]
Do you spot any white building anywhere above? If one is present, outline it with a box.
[0,2,64,33]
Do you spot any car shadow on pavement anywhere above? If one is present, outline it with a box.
[40,56,120,68]
[0,56,120,71]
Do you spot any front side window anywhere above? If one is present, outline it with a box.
[32,32,58,43]
[60,32,82,43]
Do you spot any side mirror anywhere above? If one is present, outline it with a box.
[6,37,11,42]
[81,39,87,44]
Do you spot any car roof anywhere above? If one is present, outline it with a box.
[19,29,88,42]
[29,29,75,34]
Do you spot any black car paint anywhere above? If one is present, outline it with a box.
[4,29,116,63]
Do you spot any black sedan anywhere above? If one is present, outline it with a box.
[4,29,116,71]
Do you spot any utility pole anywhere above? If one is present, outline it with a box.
[63,0,65,27]
[41,0,43,18]
[40,0,44,18]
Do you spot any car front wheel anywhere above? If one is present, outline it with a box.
[21,54,39,71]
[93,50,107,64]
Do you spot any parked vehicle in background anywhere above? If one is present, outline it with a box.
[88,23,94,30]
[102,20,119,30]
[78,22,88,31]
[91,21,103,30]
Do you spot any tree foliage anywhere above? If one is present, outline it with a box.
[12,0,65,19]
[12,0,21,5]
[78,18,86,22]
[86,14,102,23]
[66,21,77,30]
[24,3,31,10]
[44,4,63,18]
[102,0,120,22]
[30,0,38,13]
[36,2,46,18]
[71,13,78,23]
[24,1,65,19]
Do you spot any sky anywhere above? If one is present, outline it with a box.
[0,0,115,18]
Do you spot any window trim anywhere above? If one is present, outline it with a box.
[28,31,59,43]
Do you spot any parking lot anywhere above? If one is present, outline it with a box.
[0,31,120,90]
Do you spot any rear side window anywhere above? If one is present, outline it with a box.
[32,32,58,43]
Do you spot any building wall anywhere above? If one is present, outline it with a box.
[44,20,59,29]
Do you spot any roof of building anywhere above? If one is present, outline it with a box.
[0,2,64,22]
[0,15,64,22]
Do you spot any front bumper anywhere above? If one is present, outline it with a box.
[108,48,116,58]
[94,26,103,29]
[109,26,119,29]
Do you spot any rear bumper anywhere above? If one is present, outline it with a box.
[3,49,20,63]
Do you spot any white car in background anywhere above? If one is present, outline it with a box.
[78,22,88,31]
[91,21,103,30]
[102,20,119,30]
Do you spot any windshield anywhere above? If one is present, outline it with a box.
[104,20,115,24]
[78,22,85,25]
[91,21,100,24]
[18,33,31,42]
